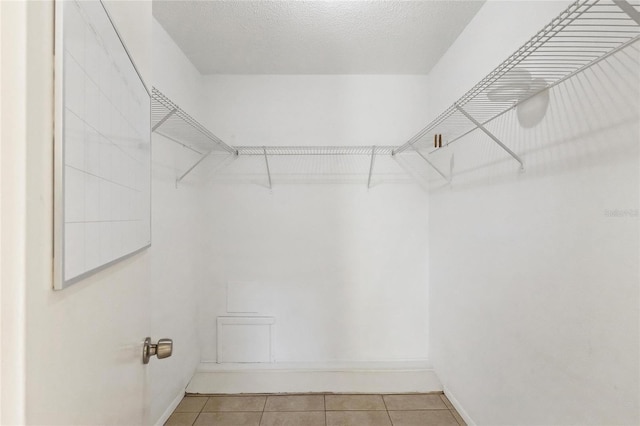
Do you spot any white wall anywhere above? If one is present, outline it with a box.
[195,76,433,378]
[201,75,430,147]
[152,19,204,118]
[10,3,204,425]
[200,183,430,365]
[426,1,640,425]
[147,19,209,425]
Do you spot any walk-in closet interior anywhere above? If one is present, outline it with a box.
[1,0,639,425]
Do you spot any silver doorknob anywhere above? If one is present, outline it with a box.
[143,337,173,364]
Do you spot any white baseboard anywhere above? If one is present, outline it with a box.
[443,385,475,426]
[196,360,433,372]
[187,361,442,394]
[154,389,185,426]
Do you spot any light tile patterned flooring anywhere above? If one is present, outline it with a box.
[165,393,466,426]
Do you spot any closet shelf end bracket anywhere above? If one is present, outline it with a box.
[152,107,177,132]
[367,146,376,189]
[454,103,525,171]
[175,150,214,187]
[263,146,272,190]
[413,146,451,183]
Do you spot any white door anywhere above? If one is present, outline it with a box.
[1,1,155,424]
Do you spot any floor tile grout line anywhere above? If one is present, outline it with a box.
[259,395,267,426]
[376,408,451,411]
[381,394,394,426]
[170,392,460,425]
[324,394,328,426]
[324,409,388,411]
[193,409,337,413]
[190,396,208,426]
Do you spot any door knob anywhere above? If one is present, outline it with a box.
[143,337,173,364]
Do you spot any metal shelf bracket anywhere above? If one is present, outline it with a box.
[391,0,640,167]
[454,103,525,171]
[413,147,451,183]
[367,146,376,189]
[614,0,640,25]
[263,146,272,189]
[175,150,214,187]
[152,88,237,186]
[152,107,177,132]
[152,0,640,187]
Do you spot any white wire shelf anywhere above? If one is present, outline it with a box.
[236,146,396,155]
[152,87,237,184]
[152,87,237,156]
[236,146,396,189]
[393,0,640,170]
[151,0,639,187]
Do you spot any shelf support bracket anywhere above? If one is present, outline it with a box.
[176,150,213,186]
[455,103,524,171]
[152,107,177,132]
[613,0,640,25]
[413,147,451,182]
[263,147,272,189]
[367,146,376,189]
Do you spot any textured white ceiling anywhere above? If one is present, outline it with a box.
[153,1,485,75]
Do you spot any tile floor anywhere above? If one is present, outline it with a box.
[165,393,466,426]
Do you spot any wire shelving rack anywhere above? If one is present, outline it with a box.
[236,146,395,156]
[151,88,238,184]
[151,0,640,187]
[393,0,640,171]
[235,146,397,189]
